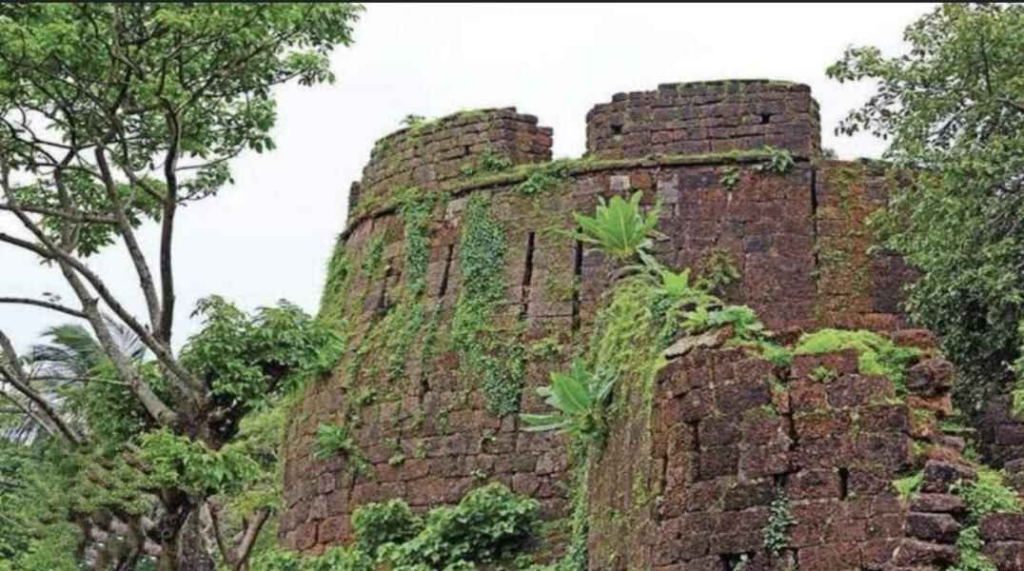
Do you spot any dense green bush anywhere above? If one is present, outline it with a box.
[351,499,422,556]
[378,483,539,568]
[829,3,1024,411]
[254,483,539,571]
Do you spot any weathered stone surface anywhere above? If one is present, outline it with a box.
[982,514,1024,543]
[891,539,959,567]
[905,513,962,544]
[905,358,956,397]
[909,493,967,515]
[921,460,976,494]
[984,541,1024,571]
[282,80,935,565]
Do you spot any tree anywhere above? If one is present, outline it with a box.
[828,3,1024,411]
[0,3,362,569]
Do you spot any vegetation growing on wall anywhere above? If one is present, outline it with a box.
[451,194,526,416]
[571,191,661,262]
[319,238,355,333]
[312,424,368,475]
[951,469,1022,571]
[762,493,796,557]
[794,328,921,392]
[719,145,795,190]
[520,189,791,569]
[251,483,542,571]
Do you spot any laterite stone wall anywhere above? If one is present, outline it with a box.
[280,81,922,555]
[587,335,972,571]
[586,80,820,159]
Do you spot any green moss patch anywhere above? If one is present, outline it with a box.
[794,328,921,392]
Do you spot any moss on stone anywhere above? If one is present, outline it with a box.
[794,328,921,392]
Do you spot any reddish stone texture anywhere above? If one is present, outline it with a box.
[980,396,1024,477]
[280,81,933,556]
[354,107,553,212]
[586,80,821,159]
[982,515,1024,571]
[589,342,973,571]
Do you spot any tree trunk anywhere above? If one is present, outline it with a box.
[157,500,218,571]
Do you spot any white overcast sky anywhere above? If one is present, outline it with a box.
[1,3,933,350]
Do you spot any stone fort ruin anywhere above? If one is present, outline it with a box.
[280,80,1024,570]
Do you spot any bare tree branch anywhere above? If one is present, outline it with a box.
[0,297,87,319]
[94,146,162,332]
[0,329,85,445]
[0,182,201,404]
[207,502,271,571]
[0,202,117,224]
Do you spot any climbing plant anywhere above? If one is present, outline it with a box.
[450,194,526,416]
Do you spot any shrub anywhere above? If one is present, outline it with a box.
[682,304,767,343]
[521,360,617,445]
[656,268,718,308]
[954,469,1022,523]
[515,159,575,196]
[571,191,661,262]
[351,499,422,556]
[753,145,795,174]
[893,471,923,500]
[379,483,540,568]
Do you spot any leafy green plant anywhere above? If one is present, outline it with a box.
[954,469,1022,522]
[809,365,838,383]
[682,304,767,342]
[948,469,1022,571]
[515,159,576,196]
[460,148,513,178]
[694,248,742,295]
[571,191,661,261]
[656,268,719,307]
[313,424,368,474]
[520,360,617,444]
[761,344,795,368]
[953,526,996,571]
[893,471,923,500]
[720,167,742,190]
[753,145,795,174]
[480,149,513,173]
[377,483,539,568]
[762,493,796,557]
[138,429,260,497]
[351,499,422,557]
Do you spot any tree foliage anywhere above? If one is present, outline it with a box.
[828,3,1024,410]
[0,3,362,568]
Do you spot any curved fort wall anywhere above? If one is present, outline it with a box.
[280,80,930,559]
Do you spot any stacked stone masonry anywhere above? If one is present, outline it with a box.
[586,81,821,159]
[280,80,1020,568]
[586,334,980,570]
[352,107,552,212]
